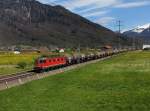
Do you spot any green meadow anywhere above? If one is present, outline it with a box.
[0,51,150,111]
[0,53,39,75]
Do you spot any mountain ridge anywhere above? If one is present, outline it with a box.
[123,23,150,41]
[0,0,130,48]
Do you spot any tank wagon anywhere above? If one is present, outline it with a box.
[34,49,128,72]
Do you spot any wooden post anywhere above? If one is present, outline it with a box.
[36,74,40,79]
[18,78,23,85]
[27,76,31,82]
[5,81,8,89]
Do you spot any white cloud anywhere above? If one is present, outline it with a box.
[55,0,120,18]
[82,11,108,17]
[115,1,150,8]
[95,17,115,25]
[38,0,150,10]
[38,0,150,16]
[59,0,121,10]
[37,0,150,28]
[37,0,53,4]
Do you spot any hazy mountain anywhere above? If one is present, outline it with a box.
[0,0,130,48]
[123,23,150,40]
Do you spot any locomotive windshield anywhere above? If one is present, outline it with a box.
[38,58,47,64]
[39,60,46,63]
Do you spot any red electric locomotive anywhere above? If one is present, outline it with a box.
[34,56,66,72]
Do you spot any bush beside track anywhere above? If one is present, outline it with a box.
[0,53,39,75]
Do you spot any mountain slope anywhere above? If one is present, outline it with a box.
[123,23,150,40]
[0,0,129,48]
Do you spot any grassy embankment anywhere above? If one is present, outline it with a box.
[0,52,40,75]
[0,51,150,111]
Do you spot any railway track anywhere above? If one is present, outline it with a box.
[0,50,133,91]
[0,71,34,83]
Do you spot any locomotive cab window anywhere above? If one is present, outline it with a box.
[43,60,46,63]
[39,60,43,63]
[39,60,46,63]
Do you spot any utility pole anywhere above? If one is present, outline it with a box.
[78,44,81,54]
[116,20,123,49]
[116,20,123,34]
[77,44,81,63]
[132,37,135,49]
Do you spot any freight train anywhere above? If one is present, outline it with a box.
[34,49,129,72]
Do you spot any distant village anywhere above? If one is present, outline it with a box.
[0,45,116,54]
[0,45,65,54]
[0,44,149,55]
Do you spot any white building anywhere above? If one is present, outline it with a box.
[59,48,65,53]
[143,45,150,50]
[13,51,21,54]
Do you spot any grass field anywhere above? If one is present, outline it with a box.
[0,53,40,75]
[0,51,150,111]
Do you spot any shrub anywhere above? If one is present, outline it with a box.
[17,62,27,69]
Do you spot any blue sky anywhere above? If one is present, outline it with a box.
[38,0,150,32]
